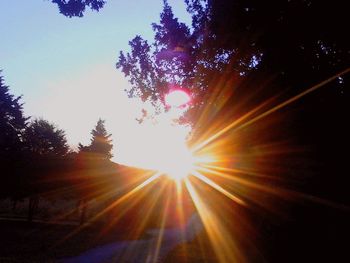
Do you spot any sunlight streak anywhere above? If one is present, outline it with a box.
[191,97,273,152]
[175,180,186,231]
[153,193,171,263]
[55,172,162,246]
[234,67,350,132]
[192,67,350,153]
[185,178,243,263]
[92,172,163,219]
[201,163,280,180]
[197,166,287,197]
[98,179,169,239]
[191,170,246,206]
[198,165,349,211]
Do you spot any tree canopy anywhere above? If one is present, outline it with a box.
[115,4,349,261]
[24,118,69,157]
[117,0,349,122]
[51,0,106,17]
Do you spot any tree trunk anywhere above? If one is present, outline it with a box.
[12,199,18,213]
[28,196,39,222]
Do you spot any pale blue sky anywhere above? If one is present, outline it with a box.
[0,0,191,164]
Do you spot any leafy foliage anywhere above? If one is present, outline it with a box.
[51,0,106,17]
[24,118,69,157]
[116,1,193,106]
[117,0,349,120]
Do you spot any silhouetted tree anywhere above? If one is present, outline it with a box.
[0,74,27,151]
[23,118,69,221]
[0,72,28,203]
[24,118,69,157]
[76,119,113,224]
[79,119,113,159]
[117,0,349,119]
[51,0,106,17]
[116,1,190,105]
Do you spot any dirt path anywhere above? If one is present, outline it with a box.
[61,213,203,263]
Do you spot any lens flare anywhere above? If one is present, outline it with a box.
[165,89,191,108]
[57,69,350,263]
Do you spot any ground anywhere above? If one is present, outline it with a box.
[0,220,125,262]
[0,219,217,263]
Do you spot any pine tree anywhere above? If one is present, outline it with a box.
[0,73,28,156]
[0,72,28,200]
[80,119,113,159]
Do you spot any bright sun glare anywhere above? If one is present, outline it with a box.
[137,120,195,181]
[158,140,195,181]
[117,88,196,181]
[150,89,194,180]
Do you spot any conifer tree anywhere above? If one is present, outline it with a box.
[80,119,113,159]
[0,73,28,157]
[0,72,28,200]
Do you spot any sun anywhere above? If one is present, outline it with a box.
[115,87,196,181]
[116,110,196,181]
[158,141,195,181]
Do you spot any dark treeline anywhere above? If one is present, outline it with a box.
[0,73,130,224]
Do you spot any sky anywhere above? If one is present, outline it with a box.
[0,0,192,166]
